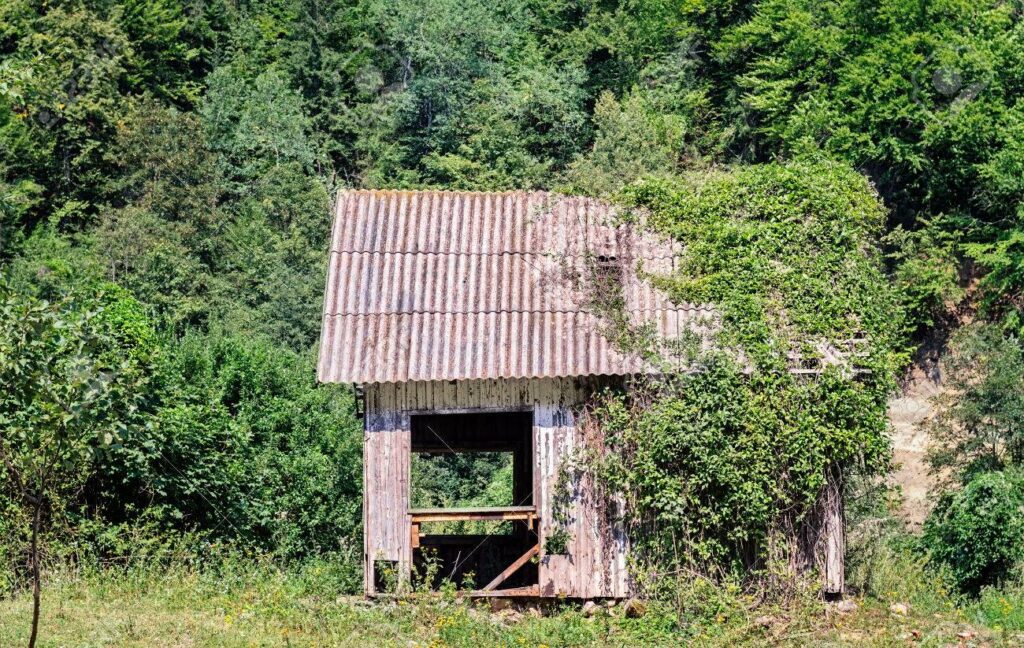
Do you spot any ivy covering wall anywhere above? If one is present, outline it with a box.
[582,162,905,584]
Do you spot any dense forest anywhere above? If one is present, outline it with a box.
[3,0,1024,644]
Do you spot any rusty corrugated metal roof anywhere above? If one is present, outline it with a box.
[317,190,713,384]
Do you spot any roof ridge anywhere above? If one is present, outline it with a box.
[338,188,554,196]
[326,249,680,259]
[321,307,714,316]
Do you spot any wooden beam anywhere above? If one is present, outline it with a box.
[822,464,845,595]
[409,506,537,524]
[469,585,540,598]
[482,543,540,592]
[409,506,536,515]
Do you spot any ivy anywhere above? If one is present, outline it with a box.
[585,162,907,580]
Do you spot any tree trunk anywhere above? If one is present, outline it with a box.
[28,495,42,648]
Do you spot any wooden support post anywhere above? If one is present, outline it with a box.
[482,543,540,592]
[822,464,845,596]
[410,522,420,550]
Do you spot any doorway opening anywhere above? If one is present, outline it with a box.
[409,411,537,593]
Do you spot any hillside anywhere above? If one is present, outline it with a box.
[3,0,1024,646]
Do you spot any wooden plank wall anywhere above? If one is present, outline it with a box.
[363,408,411,594]
[363,377,631,598]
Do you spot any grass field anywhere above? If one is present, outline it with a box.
[2,558,1023,647]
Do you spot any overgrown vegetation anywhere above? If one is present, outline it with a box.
[2,0,1024,644]
[2,544,1022,646]
[579,163,902,591]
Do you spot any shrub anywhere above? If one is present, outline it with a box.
[971,578,1024,632]
[923,469,1024,594]
[927,324,1024,482]
[92,332,364,561]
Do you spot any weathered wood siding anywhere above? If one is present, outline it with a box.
[363,377,631,598]
[363,408,412,593]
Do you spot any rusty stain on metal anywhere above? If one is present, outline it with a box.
[317,190,710,384]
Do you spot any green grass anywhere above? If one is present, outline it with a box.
[2,559,1022,647]
[969,583,1024,635]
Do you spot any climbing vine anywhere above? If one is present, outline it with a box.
[582,162,907,585]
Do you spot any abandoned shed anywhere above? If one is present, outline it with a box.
[315,189,712,598]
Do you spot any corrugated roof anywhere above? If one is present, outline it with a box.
[317,190,713,384]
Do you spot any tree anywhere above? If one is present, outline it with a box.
[928,323,1024,482]
[0,283,156,648]
[923,468,1024,594]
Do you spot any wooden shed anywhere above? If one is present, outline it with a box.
[316,190,712,598]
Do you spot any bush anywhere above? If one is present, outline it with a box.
[91,332,364,561]
[971,578,1024,632]
[927,324,1024,481]
[923,469,1024,594]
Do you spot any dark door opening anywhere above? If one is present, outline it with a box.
[409,411,537,592]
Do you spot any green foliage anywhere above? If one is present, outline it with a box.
[886,218,965,336]
[591,356,891,570]
[101,332,363,560]
[927,323,1024,481]
[95,98,220,330]
[965,230,1024,335]
[0,282,159,482]
[562,90,693,197]
[411,452,512,509]
[627,161,905,370]
[971,577,1024,631]
[846,530,959,615]
[716,0,1024,220]
[202,65,317,183]
[923,469,1024,594]
[587,162,902,577]
[0,280,159,585]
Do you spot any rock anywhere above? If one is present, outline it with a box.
[582,601,599,617]
[489,598,513,613]
[889,602,909,616]
[755,615,774,628]
[497,609,522,623]
[525,605,542,619]
[834,599,858,614]
[605,599,617,608]
[623,598,647,618]
[956,631,975,640]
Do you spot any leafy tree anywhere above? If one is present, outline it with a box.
[210,161,331,348]
[0,97,45,254]
[116,0,205,105]
[0,283,157,647]
[562,90,693,196]
[202,65,318,185]
[1,3,130,217]
[114,332,363,559]
[94,98,221,331]
[714,0,1023,225]
[928,323,1024,481]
